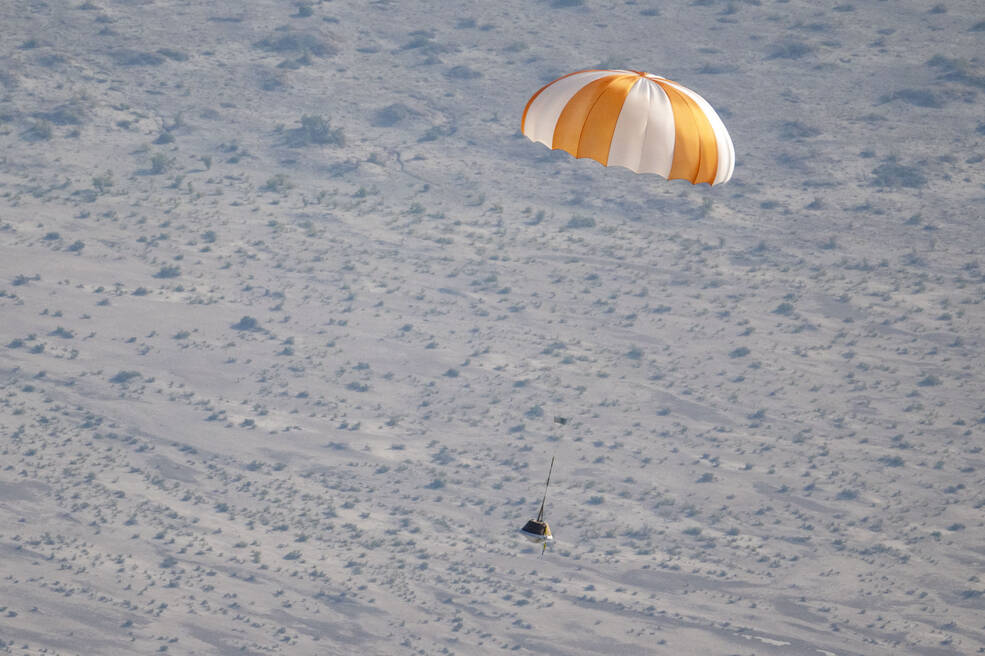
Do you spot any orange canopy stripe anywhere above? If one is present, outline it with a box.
[521,68,733,186]
[652,78,719,185]
[551,73,638,165]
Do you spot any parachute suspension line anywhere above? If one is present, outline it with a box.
[535,455,555,523]
[536,415,567,524]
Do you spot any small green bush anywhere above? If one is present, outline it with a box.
[286,115,345,147]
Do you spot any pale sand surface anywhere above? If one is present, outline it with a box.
[0,1,983,654]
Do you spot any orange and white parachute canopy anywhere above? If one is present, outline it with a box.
[521,69,734,186]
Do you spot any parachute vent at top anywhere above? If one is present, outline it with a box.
[521,69,734,186]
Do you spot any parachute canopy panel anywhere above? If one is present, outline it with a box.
[521,69,734,186]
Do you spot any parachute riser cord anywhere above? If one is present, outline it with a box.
[536,455,555,523]
[537,415,567,523]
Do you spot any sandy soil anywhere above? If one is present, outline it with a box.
[0,1,983,654]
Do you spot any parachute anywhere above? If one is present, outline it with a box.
[521,69,734,186]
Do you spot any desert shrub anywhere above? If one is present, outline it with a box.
[871,157,927,188]
[927,55,985,89]
[256,68,288,91]
[35,102,86,125]
[446,65,481,79]
[729,346,750,358]
[917,374,941,387]
[261,173,292,192]
[773,302,795,315]
[110,370,141,384]
[255,30,336,57]
[697,63,738,74]
[232,316,261,331]
[149,152,174,174]
[157,48,188,61]
[286,114,344,147]
[92,171,113,192]
[400,30,447,54]
[778,121,820,140]
[879,88,943,108]
[563,215,596,230]
[39,54,67,68]
[28,119,53,140]
[372,103,416,127]
[418,124,455,142]
[767,41,813,59]
[154,265,181,278]
[0,69,17,91]
[111,50,165,66]
[12,274,38,286]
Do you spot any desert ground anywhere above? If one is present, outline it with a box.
[1,1,984,654]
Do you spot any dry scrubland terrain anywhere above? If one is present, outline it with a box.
[1,1,984,654]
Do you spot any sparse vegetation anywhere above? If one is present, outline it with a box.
[109,370,141,384]
[255,30,336,57]
[0,4,981,656]
[871,157,927,188]
[154,264,181,278]
[261,173,293,192]
[767,41,813,59]
[232,316,261,331]
[149,152,174,174]
[285,114,345,147]
[111,49,166,66]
